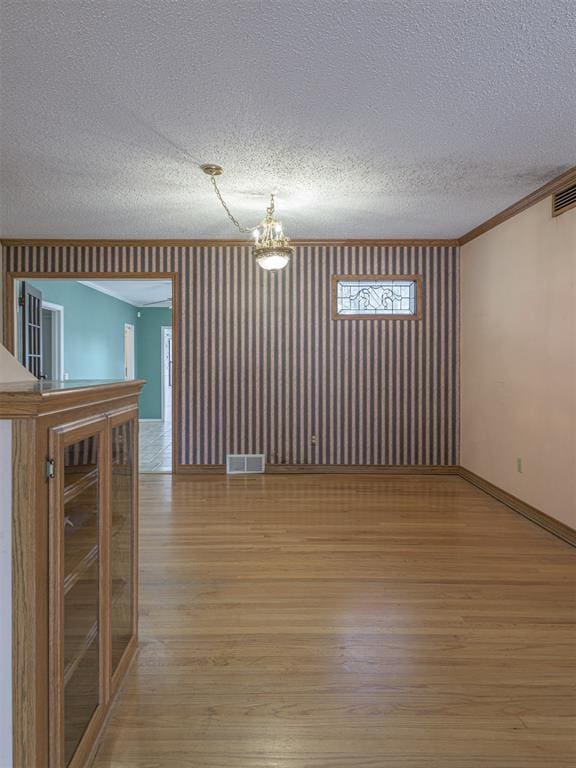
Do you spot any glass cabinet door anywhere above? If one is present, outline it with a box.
[50,418,107,768]
[110,412,137,682]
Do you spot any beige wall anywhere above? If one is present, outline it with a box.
[0,249,3,342]
[461,198,576,529]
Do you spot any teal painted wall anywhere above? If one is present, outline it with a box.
[136,308,172,419]
[28,280,138,380]
[26,280,170,419]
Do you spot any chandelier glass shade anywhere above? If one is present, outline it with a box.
[252,196,292,270]
[201,164,293,271]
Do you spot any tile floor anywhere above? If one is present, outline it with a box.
[139,420,172,473]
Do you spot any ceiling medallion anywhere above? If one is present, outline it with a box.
[201,164,293,271]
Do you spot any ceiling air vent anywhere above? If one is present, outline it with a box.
[552,182,576,217]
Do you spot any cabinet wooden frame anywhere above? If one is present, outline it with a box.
[11,418,45,768]
[48,415,110,768]
[0,381,144,768]
[108,407,139,697]
[330,274,423,321]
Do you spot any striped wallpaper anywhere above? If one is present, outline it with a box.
[3,243,459,466]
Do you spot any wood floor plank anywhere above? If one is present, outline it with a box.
[93,475,576,767]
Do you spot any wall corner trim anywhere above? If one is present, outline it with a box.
[458,165,576,246]
[458,466,576,547]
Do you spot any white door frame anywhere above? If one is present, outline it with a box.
[124,323,135,380]
[160,326,172,422]
[41,301,64,380]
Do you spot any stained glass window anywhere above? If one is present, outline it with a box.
[333,277,419,318]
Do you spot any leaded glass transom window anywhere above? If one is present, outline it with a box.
[332,276,421,319]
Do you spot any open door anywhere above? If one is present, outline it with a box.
[161,326,172,422]
[19,281,44,378]
[124,323,135,380]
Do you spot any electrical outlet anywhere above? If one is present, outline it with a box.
[516,457,523,474]
[311,435,317,445]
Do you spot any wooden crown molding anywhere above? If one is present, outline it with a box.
[0,238,459,248]
[458,165,576,246]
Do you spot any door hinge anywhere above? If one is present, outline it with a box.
[45,459,55,480]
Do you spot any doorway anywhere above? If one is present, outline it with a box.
[41,301,64,380]
[138,323,172,473]
[124,323,135,380]
[11,275,177,473]
[161,326,172,422]
[136,324,173,473]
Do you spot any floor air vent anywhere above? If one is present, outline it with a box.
[226,454,265,474]
[553,182,576,217]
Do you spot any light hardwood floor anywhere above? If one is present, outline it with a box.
[94,474,576,767]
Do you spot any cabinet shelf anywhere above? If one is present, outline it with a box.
[111,577,128,605]
[64,622,98,687]
[63,467,98,505]
[64,544,98,596]
[63,501,99,594]
[64,562,99,674]
[62,577,128,693]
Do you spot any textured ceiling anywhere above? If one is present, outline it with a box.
[1,0,575,239]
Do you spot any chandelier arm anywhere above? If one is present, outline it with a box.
[209,176,254,234]
[201,162,291,270]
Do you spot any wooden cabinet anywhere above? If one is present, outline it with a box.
[109,412,138,692]
[50,415,108,768]
[0,380,143,768]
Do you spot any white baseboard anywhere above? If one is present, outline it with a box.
[139,418,163,422]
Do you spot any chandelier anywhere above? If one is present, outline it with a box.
[201,164,293,271]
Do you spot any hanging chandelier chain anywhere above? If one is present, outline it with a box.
[267,193,275,218]
[209,175,253,233]
[201,162,292,270]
